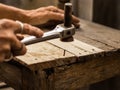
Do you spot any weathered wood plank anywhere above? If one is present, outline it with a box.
[77,19,120,48]
[48,39,103,56]
[16,42,75,70]
[48,40,91,57]
[51,53,120,90]
[15,19,120,70]
[16,38,104,70]
[0,62,22,90]
[1,19,119,90]
[70,39,103,53]
[16,42,74,64]
[74,32,114,51]
[21,67,40,90]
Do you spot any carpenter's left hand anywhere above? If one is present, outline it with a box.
[24,6,80,28]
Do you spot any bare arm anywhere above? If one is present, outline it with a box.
[0,3,28,22]
[0,4,80,27]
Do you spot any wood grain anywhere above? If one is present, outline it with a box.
[16,42,75,70]
[0,62,22,90]
[77,19,120,49]
[48,39,103,56]
[52,53,120,90]
[1,19,120,90]
[16,38,104,70]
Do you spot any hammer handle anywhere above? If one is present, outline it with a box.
[64,3,72,27]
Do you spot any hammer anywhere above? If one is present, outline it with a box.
[21,3,75,45]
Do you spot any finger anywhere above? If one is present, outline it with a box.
[16,34,24,40]
[46,6,80,23]
[15,23,44,38]
[11,37,27,56]
[0,53,5,62]
[12,43,27,56]
[47,10,79,24]
[72,15,80,23]
[0,41,11,62]
[23,24,44,38]
[73,22,80,29]
[47,12,80,28]
[47,11,64,21]
[46,6,64,14]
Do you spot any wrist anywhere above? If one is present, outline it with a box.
[15,9,31,24]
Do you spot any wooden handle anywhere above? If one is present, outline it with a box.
[64,3,72,27]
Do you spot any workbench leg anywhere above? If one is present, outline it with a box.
[21,67,52,90]
[0,62,22,90]
[21,68,40,90]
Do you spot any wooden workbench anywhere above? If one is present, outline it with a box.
[0,19,120,90]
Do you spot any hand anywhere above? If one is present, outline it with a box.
[24,6,80,28]
[0,19,43,62]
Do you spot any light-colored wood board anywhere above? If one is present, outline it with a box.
[16,42,75,70]
[70,39,103,53]
[48,40,90,57]
[16,38,104,70]
[48,39,103,57]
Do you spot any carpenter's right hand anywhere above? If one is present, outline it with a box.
[0,19,44,62]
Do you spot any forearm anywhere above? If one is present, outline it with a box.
[0,4,80,26]
[0,3,29,23]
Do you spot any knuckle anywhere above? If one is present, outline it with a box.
[0,19,10,24]
[0,19,13,29]
[20,49,27,55]
[0,57,4,62]
[0,45,10,53]
[22,44,27,55]
[44,11,50,17]
[48,6,55,8]
[14,49,27,56]
[23,23,30,33]
[6,33,15,41]
[12,43,27,56]
[1,19,9,22]
[49,6,55,8]
[47,6,58,11]
[0,32,14,42]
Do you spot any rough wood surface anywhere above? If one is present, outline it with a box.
[51,53,120,90]
[16,42,75,70]
[74,34,114,51]
[48,39,103,56]
[76,19,120,49]
[1,19,120,90]
[15,19,120,70]
[0,62,22,90]
[21,67,40,90]
[16,38,104,70]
